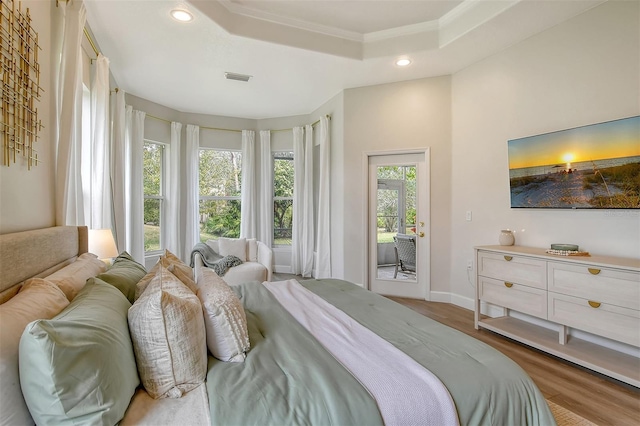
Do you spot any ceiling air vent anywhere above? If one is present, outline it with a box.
[225,72,252,82]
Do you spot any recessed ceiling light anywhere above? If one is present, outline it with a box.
[170,9,193,22]
[395,58,412,67]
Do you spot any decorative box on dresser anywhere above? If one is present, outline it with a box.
[474,245,640,387]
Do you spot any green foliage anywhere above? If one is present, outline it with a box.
[143,143,163,234]
[273,153,294,242]
[376,165,417,232]
[199,150,242,197]
[199,150,243,239]
[200,200,241,239]
[143,143,162,195]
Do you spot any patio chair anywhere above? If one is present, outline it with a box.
[393,234,416,278]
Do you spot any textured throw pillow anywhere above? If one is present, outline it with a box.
[19,279,139,426]
[96,251,147,302]
[135,250,196,300]
[218,237,247,261]
[128,265,207,399]
[196,268,250,362]
[0,279,69,426]
[45,253,107,301]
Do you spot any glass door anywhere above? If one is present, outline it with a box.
[368,152,429,299]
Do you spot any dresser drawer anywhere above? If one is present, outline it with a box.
[548,292,640,347]
[479,276,547,319]
[478,252,547,289]
[548,262,640,311]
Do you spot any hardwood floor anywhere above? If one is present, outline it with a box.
[388,297,640,426]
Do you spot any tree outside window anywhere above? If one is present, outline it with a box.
[273,151,294,245]
[143,141,165,252]
[199,149,242,241]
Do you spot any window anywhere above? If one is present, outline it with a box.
[143,141,165,253]
[376,166,416,244]
[199,149,242,242]
[273,151,294,246]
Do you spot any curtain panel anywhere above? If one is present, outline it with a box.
[240,130,257,239]
[111,91,127,252]
[128,110,146,263]
[166,122,182,258]
[291,127,304,275]
[183,124,200,261]
[54,0,86,226]
[315,116,332,278]
[258,131,273,248]
[301,125,315,277]
[89,54,112,230]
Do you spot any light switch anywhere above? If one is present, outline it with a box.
[465,210,472,221]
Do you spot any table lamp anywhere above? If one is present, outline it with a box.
[88,229,119,264]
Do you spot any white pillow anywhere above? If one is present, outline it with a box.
[44,253,107,301]
[0,279,69,426]
[196,268,250,362]
[128,265,207,399]
[218,237,246,261]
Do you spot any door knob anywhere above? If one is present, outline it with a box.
[418,232,425,237]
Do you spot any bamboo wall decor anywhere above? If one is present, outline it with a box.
[0,0,43,169]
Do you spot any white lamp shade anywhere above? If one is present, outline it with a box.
[88,229,119,260]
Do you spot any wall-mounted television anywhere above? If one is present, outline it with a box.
[508,116,640,209]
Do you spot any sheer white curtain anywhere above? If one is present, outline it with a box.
[291,127,304,275]
[315,116,332,278]
[240,130,257,239]
[111,92,127,252]
[165,122,182,258]
[128,110,146,263]
[291,126,314,277]
[183,124,200,262]
[55,0,86,226]
[301,125,315,277]
[89,54,112,229]
[258,130,273,247]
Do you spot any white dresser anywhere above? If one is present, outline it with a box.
[474,245,640,387]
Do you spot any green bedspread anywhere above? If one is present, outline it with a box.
[301,279,555,426]
[205,281,384,426]
[206,279,556,426]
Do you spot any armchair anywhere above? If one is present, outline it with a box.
[192,238,272,286]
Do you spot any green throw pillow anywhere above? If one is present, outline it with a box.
[97,251,147,302]
[19,279,139,426]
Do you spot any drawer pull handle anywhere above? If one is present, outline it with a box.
[588,301,601,308]
[504,282,513,288]
[588,268,601,275]
[504,256,513,261]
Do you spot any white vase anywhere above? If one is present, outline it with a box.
[499,229,515,246]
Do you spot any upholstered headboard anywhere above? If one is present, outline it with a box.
[0,226,88,303]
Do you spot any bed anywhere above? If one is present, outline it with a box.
[0,226,556,426]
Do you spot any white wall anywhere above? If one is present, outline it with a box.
[0,0,55,233]
[450,0,640,306]
[343,77,452,288]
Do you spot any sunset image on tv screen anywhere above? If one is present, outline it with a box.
[508,115,640,209]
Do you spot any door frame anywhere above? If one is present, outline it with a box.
[362,148,431,300]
